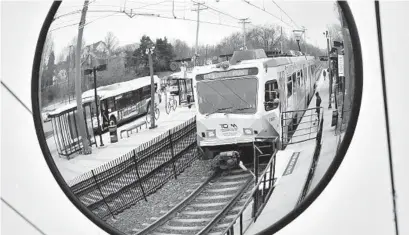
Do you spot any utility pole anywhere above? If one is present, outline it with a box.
[93,67,104,147]
[205,44,208,63]
[192,2,207,66]
[340,10,350,131]
[147,46,157,129]
[75,0,91,155]
[280,26,283,53]
[302,26,307,55]
[67,46,71,103]
[239,18,251,49]
[324,30,332,109]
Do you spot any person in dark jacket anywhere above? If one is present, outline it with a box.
[316,92,322,117]
[323,69,327,80]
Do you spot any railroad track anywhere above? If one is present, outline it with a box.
[136,168,254,235]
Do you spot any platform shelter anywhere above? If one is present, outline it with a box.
[168,71,195,105]
[48,100,97,159]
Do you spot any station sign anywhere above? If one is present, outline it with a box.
[338,54,344,77]
[196,68,258,81]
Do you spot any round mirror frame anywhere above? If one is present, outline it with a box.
[31,1,363,234]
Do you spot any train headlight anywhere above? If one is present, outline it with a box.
[206,130,216,138]
[243,128,253,135]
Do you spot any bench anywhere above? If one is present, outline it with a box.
[120,120,147,139]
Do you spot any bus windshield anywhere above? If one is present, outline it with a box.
[196,77,258,115]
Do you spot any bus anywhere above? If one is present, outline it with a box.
[82,75,161,132]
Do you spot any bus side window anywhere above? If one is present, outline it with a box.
[107,97,115,112]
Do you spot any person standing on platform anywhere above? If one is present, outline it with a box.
[323,69,327,80]
[314,92,322,125]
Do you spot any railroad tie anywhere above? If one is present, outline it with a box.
[161,224,202,231]
[191,202,227,207]
[205,187,238,193]
[182,210,219,215]
[217,181,247,186]
[196,194,235,200]
[222,174,251,180]
[172,218,209,223]
[151,232,183,235]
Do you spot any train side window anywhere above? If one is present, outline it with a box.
[265,80,279,111]
[287,76,293,98]
[297,71,301,87]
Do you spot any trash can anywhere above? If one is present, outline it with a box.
[109,121,118,143]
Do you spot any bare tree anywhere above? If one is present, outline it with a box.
[172,39,191,59]
[327,23,343,42]
[104,31,119,55]
[40,32,54,79]
[247,25,281,50]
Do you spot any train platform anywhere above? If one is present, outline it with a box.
[245,69,340,234]
[45,92,196,183]
[306,74,341,195]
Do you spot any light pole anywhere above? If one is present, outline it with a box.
[146,46,157,129]
[67,45,73,103]
[75,0,91,155]
[324,30,332,109]
[93,66,104,147]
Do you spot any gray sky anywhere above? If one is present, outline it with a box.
[48,0,341,59]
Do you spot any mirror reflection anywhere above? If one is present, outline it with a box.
[38,1,357,234]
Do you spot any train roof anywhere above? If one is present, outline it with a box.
[49,75,160,116]
[193,55,316,76]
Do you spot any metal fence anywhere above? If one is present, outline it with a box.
[220,116,325,235]
[68,116,198,220]
[281,107,323,147]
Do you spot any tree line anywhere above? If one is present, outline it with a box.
[40,22,341,108]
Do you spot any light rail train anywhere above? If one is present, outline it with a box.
[192,49,323,160]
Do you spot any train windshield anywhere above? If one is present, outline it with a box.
[197,77,258,115]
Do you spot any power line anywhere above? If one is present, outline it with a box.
[53,1,171,22]
[191,0,240,21]
[241,0,293,29]
[50,9,240,32]
[271,0,300,29]
[53,0,96,21]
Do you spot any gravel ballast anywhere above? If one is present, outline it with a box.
[106,158,214,234]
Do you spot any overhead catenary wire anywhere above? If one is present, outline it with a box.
[241,0,293,29]
[50,8,241,32]
[54,0,174,22]
[191,0,240,21]
[271,0,300,29]
[53,0,96,21]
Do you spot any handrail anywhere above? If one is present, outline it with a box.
[219,148,278,235]
[281,106,320,114]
